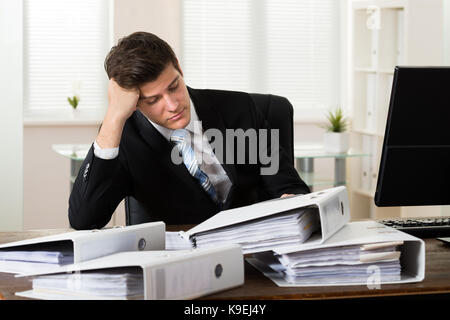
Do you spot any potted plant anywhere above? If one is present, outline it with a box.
[67,95,79,109]
[68,80,81,114]
[322,107,349,153]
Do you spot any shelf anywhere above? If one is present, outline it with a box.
[354,67,377,73]
[294,144,369,159]
[349,0,406,220]
[349,0,444,220]
[351,128,385,137]
[352,187,376,198]
[377,68,395,74]
[52,144,91,160]
[352,1,405,10]
[296,171,335,188]
[354,67,394,74]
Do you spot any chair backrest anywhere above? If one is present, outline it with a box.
[125,93,295,226]
[249,93,295,165]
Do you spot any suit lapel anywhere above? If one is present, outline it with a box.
[188,87,238,186]
[133,110,198,190]
[133,88,237,209]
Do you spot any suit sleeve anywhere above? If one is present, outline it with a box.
[248,95,311,197]
[68,144,132,230]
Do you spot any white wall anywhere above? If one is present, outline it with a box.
[23,125,99,229]
[444,0,450,66]
[406,0,444,65]
[0,0,23,231]
[113,0,181,56]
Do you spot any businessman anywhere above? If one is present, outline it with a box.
[69,32,310,229]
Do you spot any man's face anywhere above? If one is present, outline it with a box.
[137,63,191,130]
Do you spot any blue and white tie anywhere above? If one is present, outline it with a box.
[170,129,219,204]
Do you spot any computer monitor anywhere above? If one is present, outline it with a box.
[375,66,450,207]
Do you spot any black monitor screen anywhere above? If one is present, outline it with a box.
[375,67,450,206]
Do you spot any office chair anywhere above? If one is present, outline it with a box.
[125,93,296,226]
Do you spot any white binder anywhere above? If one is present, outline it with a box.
[16,244,244,300]
[0,222,165,274]
[248,220,425,287]
[185,186,350,252]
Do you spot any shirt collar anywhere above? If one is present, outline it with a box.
[184,98,199,133]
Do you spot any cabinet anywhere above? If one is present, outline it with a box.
[348,0,445,220]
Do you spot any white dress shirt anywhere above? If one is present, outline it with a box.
[93,99,232,203]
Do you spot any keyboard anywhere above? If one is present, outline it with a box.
[378,217,450,238]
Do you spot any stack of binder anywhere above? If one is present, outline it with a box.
[30,267,144,300]
[3,186,425,299]
[0,222,245,300]
[248,220,425,287]
[184,186,350,254]
[16,245,244,300]
[0,222,166,274]
[190,209,319,254]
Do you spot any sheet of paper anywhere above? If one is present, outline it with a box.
[0,250,73,264]
[165,232,193,250]
[193,209,320,254]
[0,260,72,275]
[273,221,415,255]
[187,186,349,239]
[32,267,144,299]
[247,256,402,287]
[0,244,74,274]
[247,221,425,287]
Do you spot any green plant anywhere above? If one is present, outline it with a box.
[323,107,347,133]
[67,95,79,109]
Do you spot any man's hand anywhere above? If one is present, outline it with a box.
[96,79,140,149]
[280,194,295,198]
[106,79,140,123]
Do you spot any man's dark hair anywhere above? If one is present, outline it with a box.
[104,32,181,89]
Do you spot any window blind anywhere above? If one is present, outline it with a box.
[182,0,252,91]
[23,0,111,119]
[182,0,340,119]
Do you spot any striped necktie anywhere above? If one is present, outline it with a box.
[170,129,219,204]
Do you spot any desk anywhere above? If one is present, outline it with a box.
[1,230,450,300]
[52,144,90,189]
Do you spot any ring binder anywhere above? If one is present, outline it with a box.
[0,222,165,274]
[16,245,244,300]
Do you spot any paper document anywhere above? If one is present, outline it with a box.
[0,249,73,264]
[186,186,350,254]
[0,242,74,274]
[32,267,144,300]
[0,222,165,274]
[247,220,425,286]
[17,245,244,300]
[189,209,319,254]
[165,232,193,250]
[253,240,402,285]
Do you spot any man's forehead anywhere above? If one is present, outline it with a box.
[139,71,180,100]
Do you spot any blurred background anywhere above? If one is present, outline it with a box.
[0,0,449,231]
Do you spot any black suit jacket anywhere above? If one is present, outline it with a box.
[69,87,310,229]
